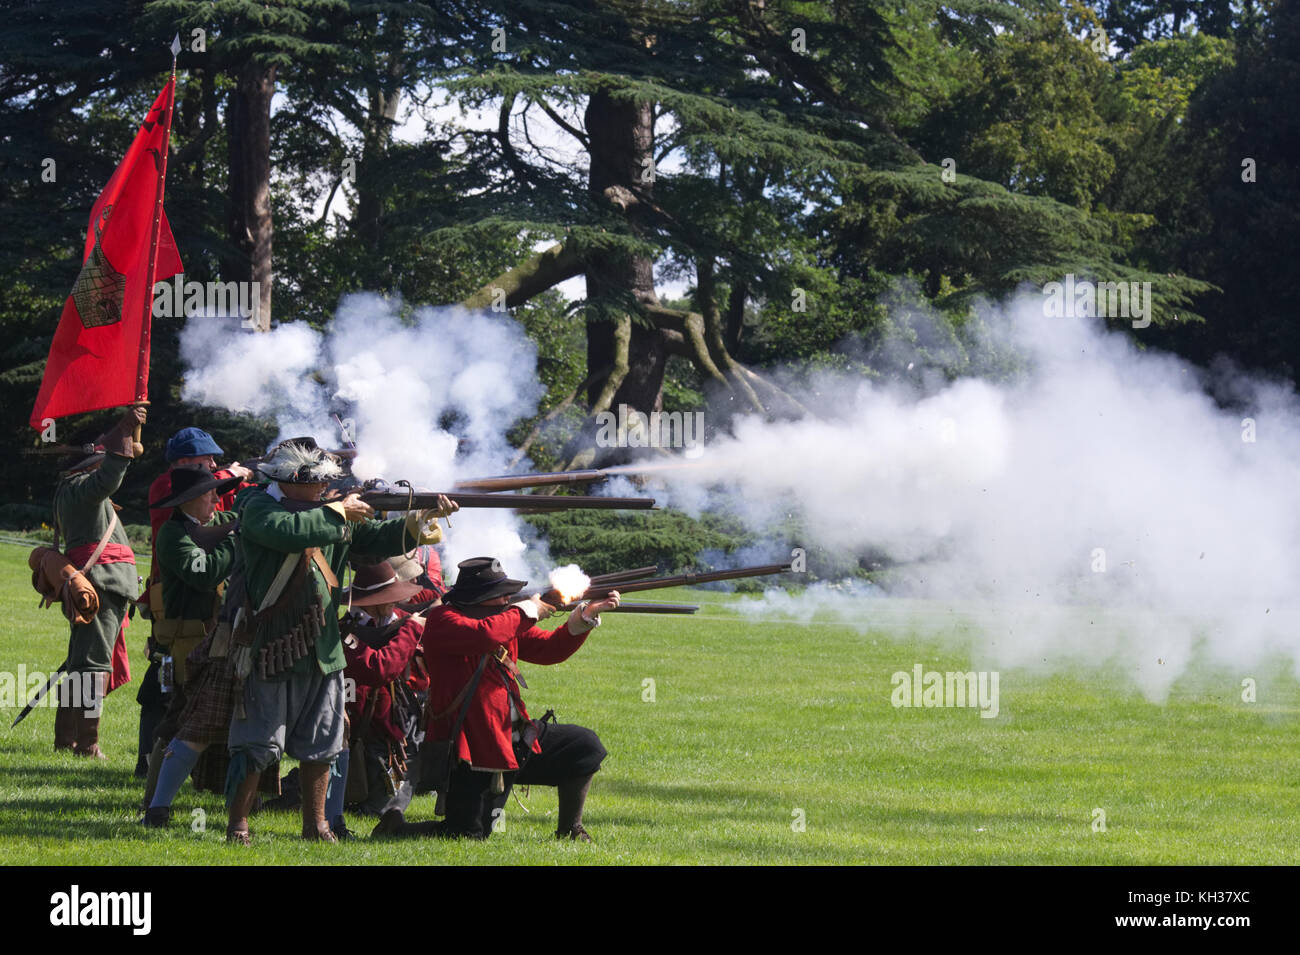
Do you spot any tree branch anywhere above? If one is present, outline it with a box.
[497,92,533,186]
[532,95,590,151]
[460,239,588,310]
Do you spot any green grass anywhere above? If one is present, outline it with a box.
[1,542,1297,865]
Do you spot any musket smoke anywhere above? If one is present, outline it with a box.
[657,293,1300,700]
[548,564,591,604]
[179,294,548,574]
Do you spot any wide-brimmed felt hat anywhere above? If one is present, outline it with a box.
[388,552,425,583]
[390,546,442,584]
[344,560,423,607]
[166,427,223,462]
[445,557,527,605]
[59,442,106,475]
[154,467,241,509]
[257,436,345,484]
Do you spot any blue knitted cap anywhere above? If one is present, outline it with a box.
[165,427,223,462]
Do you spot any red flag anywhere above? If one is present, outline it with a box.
[30,78,183,430]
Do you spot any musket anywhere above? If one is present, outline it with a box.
[358,490,655,512]
[521,566,660,607]
[589,566,658,584]
[454,469,610,492]
[558,562,793,609]
[260,457,604,491]
[10,660,67,728]
[23,445,93,456]
[601,602,698,614]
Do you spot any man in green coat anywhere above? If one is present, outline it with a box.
[224,437,454,844]
[52,405,146,757]
[140,466,241,825]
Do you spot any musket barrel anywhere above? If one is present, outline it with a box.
[581,562,792,598]
[600,602,698,614]
[588,565,659,585]
[359,491,654,511]
[454,469,609,492]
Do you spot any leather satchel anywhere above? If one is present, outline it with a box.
[28,512,120,625]
[414,654,490,796]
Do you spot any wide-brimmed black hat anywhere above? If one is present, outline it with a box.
[445,557,527,605]
[343,560,423,607]
[59,442,106,475]
[154,467,241,509]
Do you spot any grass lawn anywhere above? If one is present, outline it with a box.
[1,541,1297,865]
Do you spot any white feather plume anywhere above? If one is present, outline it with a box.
[261,441,344,483]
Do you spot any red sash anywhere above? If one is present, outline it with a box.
[66,541,136,567]
[108,616,131,694]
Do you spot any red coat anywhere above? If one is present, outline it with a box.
[343,613,422,745]
[421,605,592,772]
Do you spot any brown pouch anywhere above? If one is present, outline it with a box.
[29,547,99,625]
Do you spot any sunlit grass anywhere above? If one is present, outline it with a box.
[1,544,1297,864]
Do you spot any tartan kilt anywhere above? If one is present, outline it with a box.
[176,636,279,795]
[190,744,280,796]
[176,640,239,745]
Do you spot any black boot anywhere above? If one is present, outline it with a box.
[371,808,443,840]
[555,773,595,841]
[140,806,170,828]
[140,738,166,810]
[135,700,163,778]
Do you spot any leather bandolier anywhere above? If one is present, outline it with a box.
[234,548,333,681]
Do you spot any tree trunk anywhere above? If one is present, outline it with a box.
[225,60,276,331]
[356,33,404,255]
[583,89,664,416]
[725,279,747,354]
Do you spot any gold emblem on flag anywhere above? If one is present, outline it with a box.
[71,205,126,329]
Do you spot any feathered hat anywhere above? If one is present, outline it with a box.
[256,437,345,485]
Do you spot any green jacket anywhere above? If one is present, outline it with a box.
[155,509,238,625]
[53,452,137,600]
[237,486,413,677]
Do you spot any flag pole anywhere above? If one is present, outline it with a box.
[132,35,180,450]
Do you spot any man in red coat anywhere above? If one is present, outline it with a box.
[334,560,428,832]
[373,557,620,841]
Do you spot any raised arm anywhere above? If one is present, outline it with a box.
[344,619,421,687]
[65,452,131,506]
[516,593,619,665]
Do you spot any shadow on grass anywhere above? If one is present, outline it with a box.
[0,754,152,840]
[0,760,140,786]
